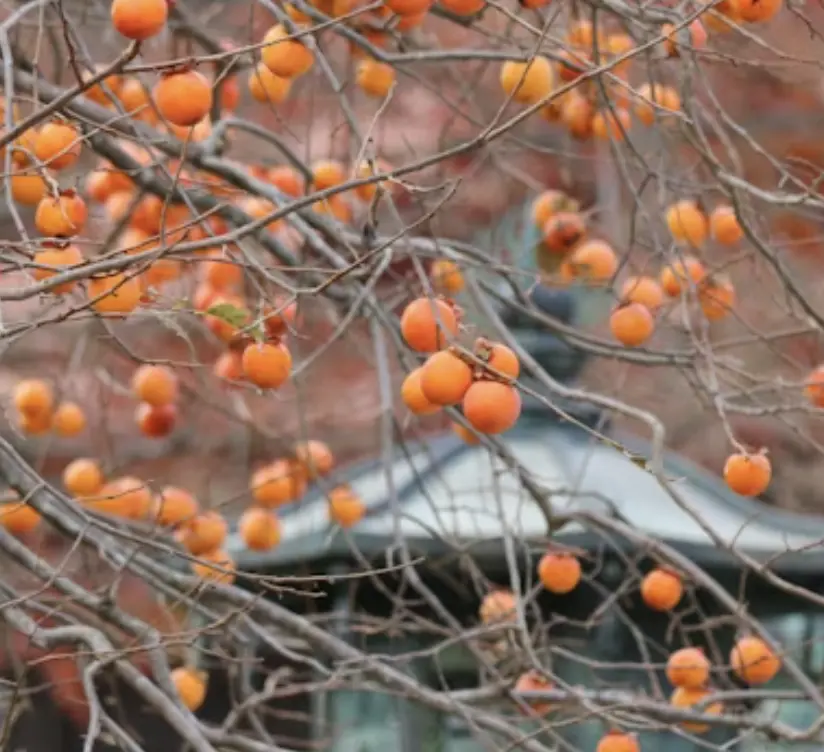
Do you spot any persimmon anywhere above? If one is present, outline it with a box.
[311,159,346,191]
[430,259,465,295]
[263,300,298,338]
[213,350,245,384]
[201,250,242,291]
[131,194,188,235]
[723,452,771,497]
[499,57,554,104]
[153,486,199,527]
[660,256,706,297]
[63,458,104,497]
[35,192,87,238]
[462,381,521,435]
[537,552,581,594]
[400,297,458,352]
[480,341,520,379]
[251,460,306,507]
[542,211,586,253]
[394,9,428,26]
[269,166,304,197]
[261,24,314,79]
[88,477,151,519]
[400,368,440,415]
[805,365,824,408]
[452,421,480,445]
[171,667,207,711]
[385,0,432,13]
[241,342,292,389]
[566,19,604,48]
[595,730,639,752]
[192,549,236,584]
[88,274,142,315]
[439,0,484,14]
[83,67,122,106]
[131,365,178,407]
[514,671,553,716]
[661,20,708,57]
[11,172,48,206]
[295,440,334,478]
[699,277,735,321]
[561,91,595,140]
[33,122,81,170]
[479,589,516,624]
[670,687,722,733]
[610,302,654,347]
[136,402,178,438]
[239,507,282,551]
[556,49,589,83]
[0,502,41,535]
[736,0,782,22]
[566,240,618,283]
[111,0,168,40]
[709,205,743,245]
[620,276,665,310]
[356,58,395,98]
[730,636,780,684]
[119,77,154,119]
[531,190,570,229]
[312,195,352,223]
[52,402,86,437]
[204,294,250,342]
[85,169,116,204]
[666,200,708,247]
[640,568,683,611]
[33,244,84,294]
[105,191,135,224]
[666,647,711,689]
[175,511,228,555]
[216,76,240,112]
[634,83,681,126]
[153,70,213,127]
[17,411,51,435]
[248,63,292,104]
[592,107,631,141]
[420,350,473,406]
[13,379,54,418]
[328,486,366,528]
[285,2,312,22]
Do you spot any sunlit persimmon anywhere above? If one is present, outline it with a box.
[201,250,242,291]
[17,410,51,435]
[736,0,782,22]
[248,63,292,104]
[667,647,711,689]
[311,159,346,191]
[13,379,54,418]
[0,502,41,535]
[730,636,781,685]
[250,460,307,508]
[241,342,292,389]
[353,159,390,203]
[35,191,87,237]
[538,552,581,594]
[561,90,595,140]
[11,171,48,206]
[295,440,334,478]
[666,199,708,247]
[33,122,81,170]
[88,476,152,519]
[641,568,683,611]
[213,350,245,384]
[566,19,604,48]
[620,276,665,310]
[660,256,706,297]
[192,548,236,584]
[431,259,465,295]
[52,402,86,437]
[171,667,207,710]
[514,671,553,716]
[420,350,473,406]
[531,190,569,229]
[542,211,586,253]
[33,244,84,294]
[88,273,143,315]
[400,297,458,352]
[111,0,168,40]
[153,486,199,527]
[175,511,228,555]
[119,77,155,120]
[565,239,618,284]
[153,69,213,127]
[63,458,104,497]
[610,302,654,347]
[592,107,631,141]
[401,368,440,415]
[261,24,315,79]
[462,381,521,435]
[356,58,395,98]
[85,169,116,204]
[709,205,743,245]
[499,56,554,105]
[239,507,282,551]
[476,340,520,380]
[132,364,178,406]
[479,589,516,624]
[136,402,178,438]
[723,452,771,497]
[634,83,681,126]
[269,165,304,197]
[670,687,722,733]
[328,486,366,528]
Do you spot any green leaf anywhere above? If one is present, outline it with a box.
[204,302,249,328]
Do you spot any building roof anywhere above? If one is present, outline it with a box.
[228,404,824,575]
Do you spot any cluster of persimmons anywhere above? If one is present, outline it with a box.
[476,551,782,746]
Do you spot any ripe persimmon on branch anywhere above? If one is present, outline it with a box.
[0,0,822,749]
